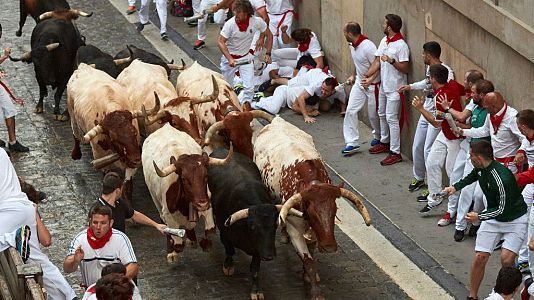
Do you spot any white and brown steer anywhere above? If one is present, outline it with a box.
[254,116,372,300]
[142,123,232,262]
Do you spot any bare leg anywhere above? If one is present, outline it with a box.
[469,251,489,298]
[5,117,16,143]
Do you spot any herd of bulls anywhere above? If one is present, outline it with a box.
[9,1,373,299]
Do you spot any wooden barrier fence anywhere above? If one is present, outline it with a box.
[0,247,46,300]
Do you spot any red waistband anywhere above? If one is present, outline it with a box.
[270,9,295,16]
[495,156,515,163]
[230,49,254,59]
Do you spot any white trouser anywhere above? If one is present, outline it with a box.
[0,200,76,300]
[128,0,136,6]
[0,85,17,119]
[343,84,378,146]
[268,12,294,50]
[192,0,201,12]
[251,85,304,114]
[221,54,254,105]
[197,0,226,41]
[377,89,401,154]
[139,0,167,34]
[272,48,298,69]
[455,150,486,230]
[426,132,462,207]
[518,184,534,264]
[412,115,441,181]
[446,139,468,216]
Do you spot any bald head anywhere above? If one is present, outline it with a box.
[483,92,505,115]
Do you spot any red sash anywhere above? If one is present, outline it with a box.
[490,103,507,135]
[495,155,522,173]
[372,82,380,112]
[274,10,297,36]
[230,49,254,60]
[87,227,112,249]
[399,92,408,131]
[386,32,404,44]
[0,80,24,106]
[351,34,368,48]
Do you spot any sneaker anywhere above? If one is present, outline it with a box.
[187,20,198,27]
[454,229,465,242]
[419,201,442,214]
[137,22,148,32]
[417,189,429,202]
[517,261,530,273]
[15,225,31,262]
[126,5,137,14]
[369,142,389,154]
[193,40,205,50]
[258,80,271,92]
[0,139,5,147]
[380,152,402,166]
[408,177,425,192]
[161,32,168,41]
[252,92,264,102]
[370,138,380,147]
[466,297,478,300]
[9,141,29,152]
[437,212,454,227]
[233,83,244,95]
[341,145,360,156]
[522,277,533,300]
[468,224,480,237]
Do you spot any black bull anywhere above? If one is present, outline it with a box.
[114,45,172,76]
[16,0,70,37]
[208,148,278,299]
[12,18,84,120]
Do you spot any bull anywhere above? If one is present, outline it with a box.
[254,116,372,300]
[75,45,132,78]
[142,124,232,262]
[208,148,302,300]
[67,63,154,203]
[10,9,92,120]
[16,0,69,36]
[114,45,184,77]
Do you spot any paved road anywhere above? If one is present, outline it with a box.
[0,0,411,299]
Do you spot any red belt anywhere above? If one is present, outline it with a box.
[273,10,297,36]
[230,49,254,59]
[495,156,522,173]
[0,80,24,106]
[371,82,380,112]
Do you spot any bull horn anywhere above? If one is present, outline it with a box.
[203,121,225,146]
[131,110,143,118]
[278,193,302,225]
[153,161,177,178]
[146,110,168,125]
[340,188,372,226]
[113,56,131,65]
[88,64,96,68]
[149,92,161,115]
[38,11,54,20]
[46,43,60,52]
[9,50,32,62]
[168,58,187,70]
[91,153,121,169]
[275,205,304,218]
[189,75,219,105]
[208,143,233,166]
[250,110,274,122]
[224,208,249,226]
[82,125,103,143]
[73,9,93,17]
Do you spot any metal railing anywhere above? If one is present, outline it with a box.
[0,248,46,300]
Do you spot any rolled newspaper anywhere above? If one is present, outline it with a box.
[163,227,186,237]
[444,112,460,137]
[184,9,212,22]
[234,58,253,66]
[335,79,353,92]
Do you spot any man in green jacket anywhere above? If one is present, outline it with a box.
[443,140,527,300]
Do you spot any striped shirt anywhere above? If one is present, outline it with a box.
[66,228,137,287]
[453,160,526,222]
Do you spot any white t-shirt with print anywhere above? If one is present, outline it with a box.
[349,39,380,84]
[221,16,267,57]
[375,36,410,93]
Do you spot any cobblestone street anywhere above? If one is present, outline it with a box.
[0,0,410,299]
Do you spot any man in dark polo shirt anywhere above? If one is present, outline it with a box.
[95,172,167,234]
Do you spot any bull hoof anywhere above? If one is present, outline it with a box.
[71,148,82,160]
[199,238,212,252]
[222,265,234,276]
[166,252,180,263]
[250,292,264,300]
[185,239,197,248]
[34,107,43,114]
[54,114,69,122]
[303,272,321,283]
[16,30,22,37]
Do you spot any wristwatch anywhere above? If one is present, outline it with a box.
[389,58,396,65]
[265,52,271,56]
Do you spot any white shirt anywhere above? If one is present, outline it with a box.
[250,0,266,11]
[298,32,322,60]
[409,63,454,111]
[349,38,380,84]
[519,136,534,166]
[375,36,410,93]
[266,0,293,14]
[483,291,505,300]
[67,228,137,287]
[462,105,525,158]
[221,16,267,57]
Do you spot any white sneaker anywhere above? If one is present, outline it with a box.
[437,212,454,227]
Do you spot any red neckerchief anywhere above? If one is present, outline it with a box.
[386,32,404,44]
[298,35,312,52]
[236,16,250,32]
[527,134,534,143]
[351,34,368,48]
[0,80,25,106]
[87,227,113,249]
[86,285,96,293]
[489,103,508,135]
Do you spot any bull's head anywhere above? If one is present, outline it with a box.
[153,145,233,211]
[204,110,273,159]
[9,42,60,63]
[225,204,303,261]
[279,182,371,253]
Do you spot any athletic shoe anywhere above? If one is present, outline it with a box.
[137,22,148,32]
[417,189,429,202]
[9,141,29,152]
[233,83,244,95]
[419,201,442,214]
[522,277,533,300]
[437,212,454,227]
[408,178,425,192]
[454,229,465,242]
[187,20,198,27]
[341,145,360,156]
[468,224,480,237]
[15,225,31,262]
[193,40,205,50]
[126,5,137,14]
[369,142,389,154]
[517,261,530,273]
[0,139,5,147]
[380,152,402,166]
[466,297,478,300]
[161,32,168,41]
[252,92,264,102]
[370,138,380,147]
